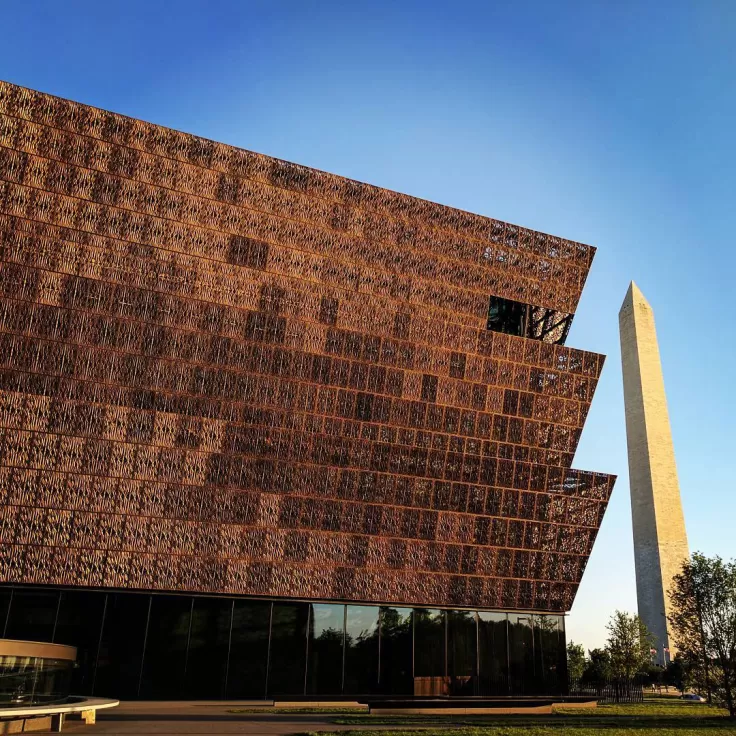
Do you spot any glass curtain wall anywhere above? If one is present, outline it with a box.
[508,614,536,695]
[94,593,150,699]
[4,589,60,642]
[478,611,509,695]
[267,602,309,696]
[378,606,413,695]
[139,595,191,698]
[53,590,106,695]
[185,597,232,698]
[306,604,345,695]
[0,586,566,698]
[0,589,11,636]
[447,610,477,695]
[534,614,565,693]
[227,599,271,698]
[414,609,446,695]
[344,605,379,694]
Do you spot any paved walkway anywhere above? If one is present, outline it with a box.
[62,701,370,735]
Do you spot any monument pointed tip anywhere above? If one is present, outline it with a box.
[629,280,645,297]
[620,281,651,314]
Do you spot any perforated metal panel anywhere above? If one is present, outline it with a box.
[0,81,614,612]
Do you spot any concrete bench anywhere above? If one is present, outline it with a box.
[0,696,119,733]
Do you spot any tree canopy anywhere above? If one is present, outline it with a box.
[669,552,736,717]
[606,610,655,679]
[582,647,612,684]
[567,640,586,681]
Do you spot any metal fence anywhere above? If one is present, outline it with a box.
[568,677,644,704]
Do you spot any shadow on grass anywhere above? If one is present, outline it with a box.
[292,721,735,736]
[329,716,734,729]
[323,700,734,732]
[93,698,734,734]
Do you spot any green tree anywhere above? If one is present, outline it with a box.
[567,641,586,681]
[665,655,689,694]
[582,648,611,685]
[605,610,655,679]
[669,553,736,717]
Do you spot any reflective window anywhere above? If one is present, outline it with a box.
[535,614,564,693]
[414,608,445,676]
[4,589,59,642]
[0,588,11,637]
[344,605,379,694]
[139,595,191,699]
[0,588,569,699]
[414,608,445,695]
[53,590,106,695]
[267,602,309,696]
[478,611,508,695]
[447,610,476,695]
[508,613,535,694]
[185,597,232,699]
[227,600,270,699]
[94,593,150,699]
[379,607,412,695]
[306,604,344,695]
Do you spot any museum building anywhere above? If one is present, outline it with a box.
[0,81,615,700]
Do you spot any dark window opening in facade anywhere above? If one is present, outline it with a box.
[487,296,573,345]
[487,296,528,338]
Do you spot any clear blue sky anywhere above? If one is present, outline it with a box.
[2,0,734,651]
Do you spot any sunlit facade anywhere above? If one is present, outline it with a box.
[0,80,614,698]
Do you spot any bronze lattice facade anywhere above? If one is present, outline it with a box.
[0,80,614,618]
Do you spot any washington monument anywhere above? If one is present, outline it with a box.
[619,282,689,665]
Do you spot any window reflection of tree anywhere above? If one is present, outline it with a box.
[379,607,412,695]
[307,604,344,695]
[448,610,477,695]
[478,612,508,696]
[535,614,562,693]
[344,606,380,694]
[414,608,445,677]
[509,615,534,694]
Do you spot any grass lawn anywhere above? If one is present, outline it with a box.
[290,697,735,735]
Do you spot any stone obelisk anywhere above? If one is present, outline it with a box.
[619,282,689,665]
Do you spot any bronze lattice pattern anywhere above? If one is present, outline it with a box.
[0,80,615,612]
